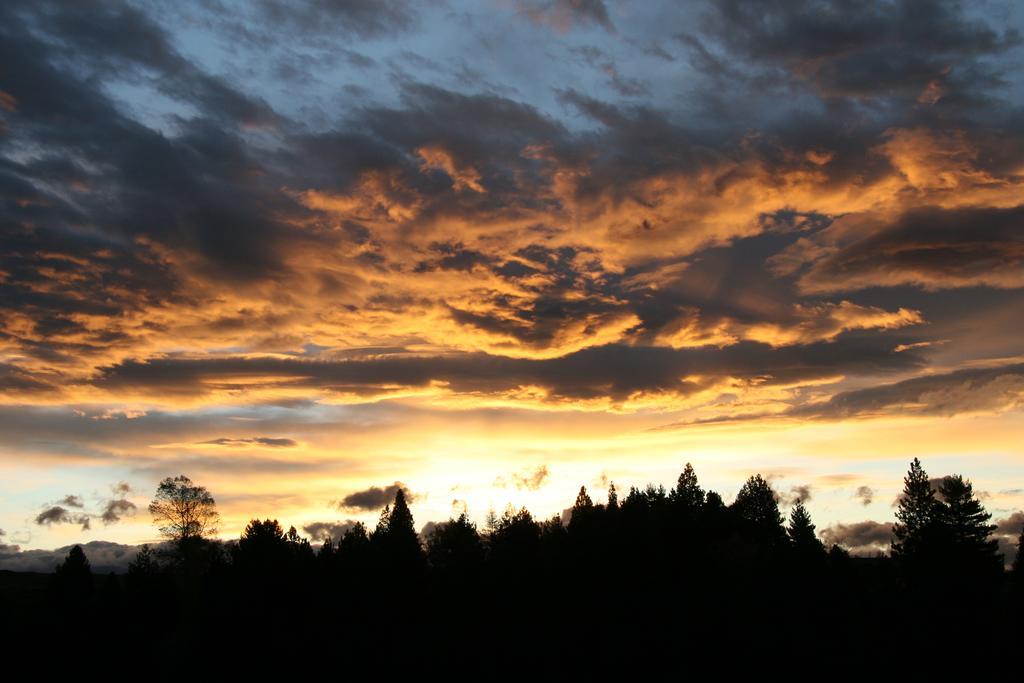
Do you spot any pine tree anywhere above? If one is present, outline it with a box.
[606,483,619,511]
[891,458,941,566]
[337,522,371,576]
[671,463,705,511]
[371,488,424,573]
[938,474,1001,577]
[732,474,787,548]
[787,500,825,557]
[574,486,593,510]
[128,544,159,578]
[426,512,484,574]
[53,544,93,605]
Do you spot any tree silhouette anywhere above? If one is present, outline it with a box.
[53,544,93,606]
[488,505,541,569]
[1015,527,1024,576]
[235,518,287,572]
[891,458,942,574]
[370,488,424,573]
[149,475,220,543]
[427,512,484,574]
[606,483,619,511]
[128,544,160,579]
[787,500,825,558]
[670,463,705,511]
[574,486,593,509]
[732,474,787,549]
[9,462,1024,674]
[937,474,1001,579]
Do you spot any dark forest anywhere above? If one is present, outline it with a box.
[4,458,1022,676]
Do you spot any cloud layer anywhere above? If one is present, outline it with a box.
[1,0,1022,548]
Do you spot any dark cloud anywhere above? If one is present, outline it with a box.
[100,499,137,525]
[11,1,278,128]
[819,521,893,555]
[256,0,418,38]
[699,0,1020,103]
[995,512,1024,537]
[302,520,362,543]
[95,337,926,404]
[994,512,1023,567]
[798,363,1024,420]
[776,484,812,506]
[199,437,299,448]
[792,205,1024,293]
[0,540,143,573]
[854,486,874,506]
[335,482,413,511]
[33,485,139,529]
[34,506,91,531]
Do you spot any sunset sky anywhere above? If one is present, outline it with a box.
[2,0,1023,564]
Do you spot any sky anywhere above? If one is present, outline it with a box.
[1,0,1023,565]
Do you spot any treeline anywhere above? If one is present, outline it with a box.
[6,459,1024,675]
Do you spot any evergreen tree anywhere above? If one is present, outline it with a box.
[671,463,705,511]
[371,488,424,572]
[488,506,541,568]
[732,474,787,548]
[938,474,1001,577]
[787,500,825,557]
[53,544,93,605]
[337,522,372,576]
[426,512,484,574]
[317,536,335,563]
[891,458,942,568]
[127,544,159,578]
[574,486,593,510]
[606,483,619,511]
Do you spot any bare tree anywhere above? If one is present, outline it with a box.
[149,475,220,543]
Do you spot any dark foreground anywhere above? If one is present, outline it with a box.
[3,463,1022,677]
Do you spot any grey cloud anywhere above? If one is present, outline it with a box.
[199,437,299,448]
[700,0,1020,103]
[34,506,91,531]
[95,337,925,404]
[61,495,84,508]
[777,484,812,506]
[994,512,1023,567]
[791,205,1024,294]
[256,0,418,38]
[335,482,413,511]
[302,520,362,543]
[0,540,143,573]
[100,499,137,525]
[798,363,1024,420]
[854,486,874,506]
[996,512,1024,537]
[819,520,893,555]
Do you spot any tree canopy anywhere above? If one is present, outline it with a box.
[149,475,221,543]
